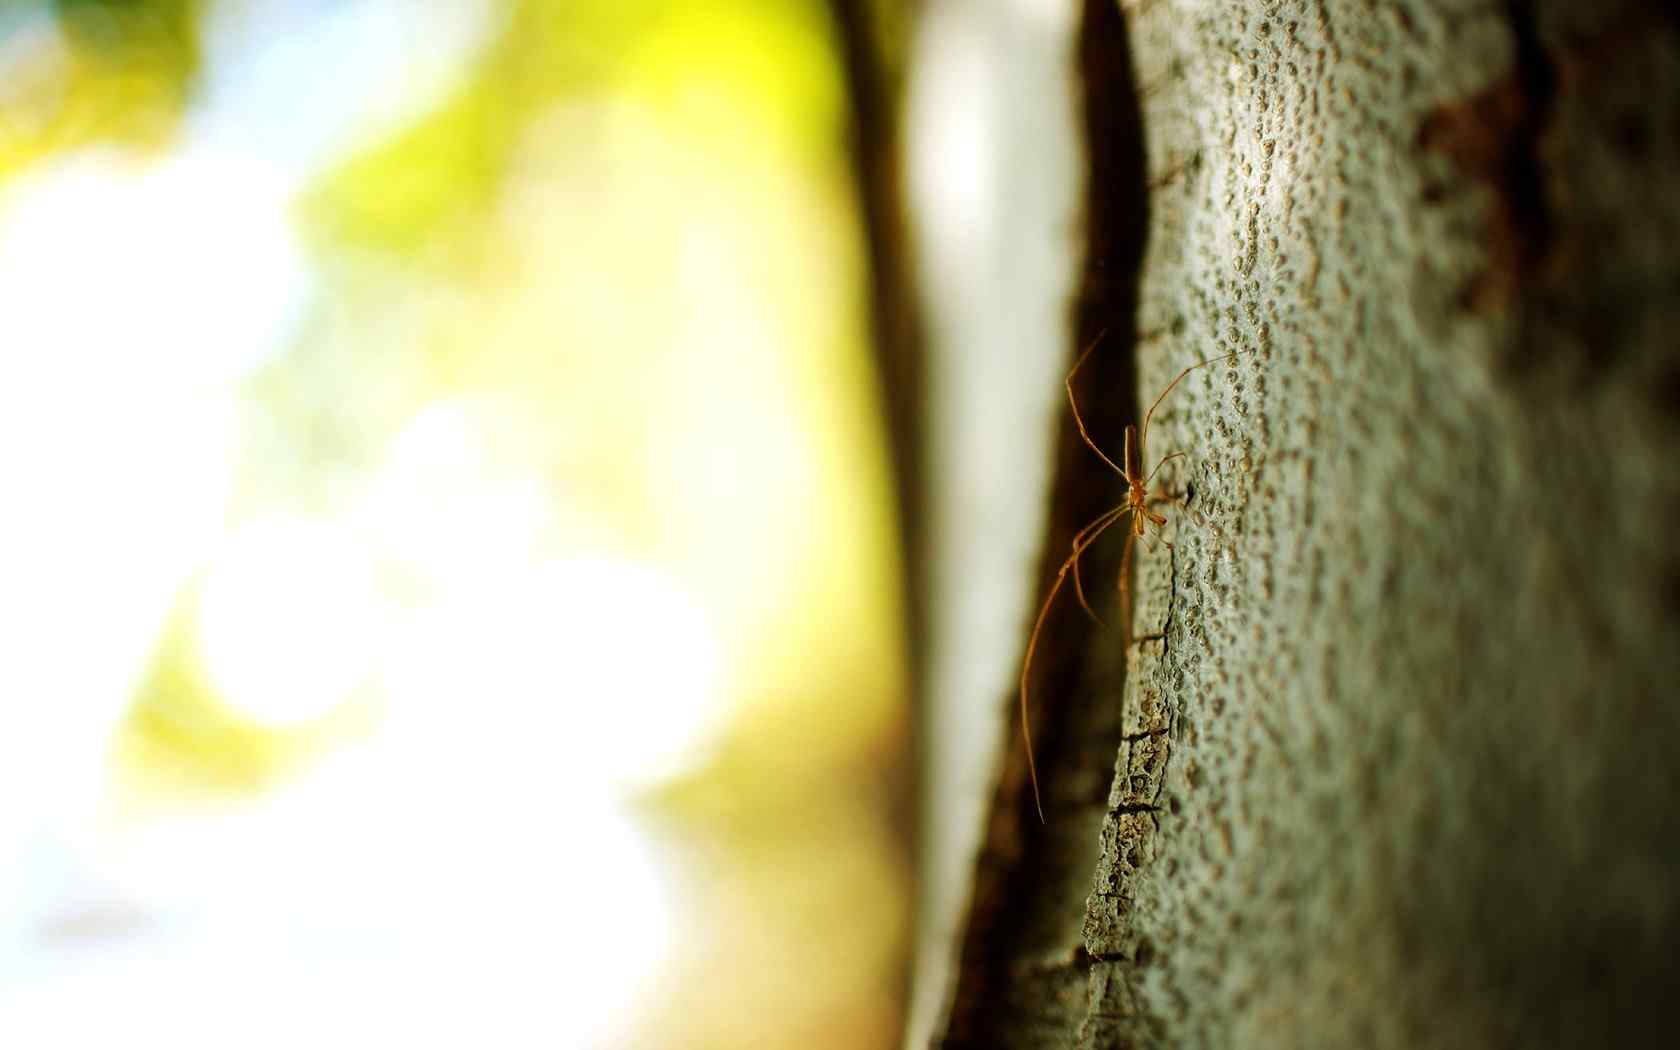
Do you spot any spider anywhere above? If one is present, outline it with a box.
[1019,334,1251,821]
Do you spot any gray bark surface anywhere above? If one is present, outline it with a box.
[939,1,1680,1047]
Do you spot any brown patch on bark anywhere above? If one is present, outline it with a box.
[1417,2,1678,324]
[1415,2,1557,314]
[1417,80,1541,312]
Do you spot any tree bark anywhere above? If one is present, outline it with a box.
[938,1,1680,1047]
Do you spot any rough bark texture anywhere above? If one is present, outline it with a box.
[936,1,1149,1046]
[940,0,1680,1046]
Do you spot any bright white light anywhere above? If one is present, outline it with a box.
[0,151,270,909]
[1006,0,1077,29]
[0,148,310,388]
[2,757,670,1048]
[384,557,724,791]
[196,518,385,726]
[356,400,555,588]
[906,3,996,312]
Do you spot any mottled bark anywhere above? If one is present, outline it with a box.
[940,1,1680,1047]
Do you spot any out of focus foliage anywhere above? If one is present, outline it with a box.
[0,1,909,1047]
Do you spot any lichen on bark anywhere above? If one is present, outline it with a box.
[1073,1,1680,1047]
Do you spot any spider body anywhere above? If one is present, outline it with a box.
[1019,336,1249,821]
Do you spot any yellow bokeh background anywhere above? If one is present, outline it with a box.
[0,1,909,1046]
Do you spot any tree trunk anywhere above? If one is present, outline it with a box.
[937,1,1680,1047]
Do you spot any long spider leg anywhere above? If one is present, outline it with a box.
[1117,523,1138,647]
[1071,503,1132,623]
[1142,450,1186,488]
[1072,553,1094,623]
[1066,331,1128,479]
[1122,506,1189,645]
[1021,502,1133,823]
[1071,502,1130,546]
[1138,347,1256,472]
[1147,484,1225,540]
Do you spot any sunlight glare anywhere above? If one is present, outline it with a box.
[384,556,723,792]
[357,400,555,589]
[3,752,669,1048]
[195,518,385,727]
[0,151,268,906]
[0,148,309,387]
